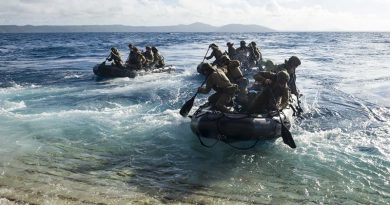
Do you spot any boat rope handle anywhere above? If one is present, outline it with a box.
[196,133,220,148]
[216,113,260,150]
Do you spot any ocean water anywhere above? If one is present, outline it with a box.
[0,32,389,204]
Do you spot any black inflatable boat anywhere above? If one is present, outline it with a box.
[190,95,299,143]
[93,63,175,78]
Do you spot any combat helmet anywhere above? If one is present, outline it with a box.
[209,43,218,49]
[197,63,215,75]
[219,55,230,65]
[228,60,240,68]
[277,70,290,83]
[264,60,275,71]
[111,47,119,54]
[287,56,301,67]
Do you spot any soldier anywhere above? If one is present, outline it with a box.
[198,63,238,113]
[151,47,165,68]
[273,56,301,96]
[264,60,276,72]
[248,70,290,114]
[127,47,146,70]
[248,41,262,67]
[218,55,249,106]
[226,42,237,60]
[205,43,224,66]
[143,46,154,68]
[235,41,250,69]
[107,47,123,67]
[125,43,134,65]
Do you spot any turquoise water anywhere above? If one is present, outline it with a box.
[0,32,389,204]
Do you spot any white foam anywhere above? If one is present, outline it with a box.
[64,73,83,79]
[0,81,23,91]
[0,82,41,94]
[0,100,26,112]
[139,108,187,127]
[0,102,143,125]
[90,72,188,95]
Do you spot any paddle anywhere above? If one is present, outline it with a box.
[179,78,207,117]
[101,54,111,65]
[202,46,211,63]
[269,88,297,149]
[179,47,211,117]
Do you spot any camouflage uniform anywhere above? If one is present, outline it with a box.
[226,60,248,105]
[271,56,301,95]
[236,41,250,69]
[226,42,237,60]
[206,44,224,66]
[125,43,134,64]
[126,51,134,67]
[152,47,165,68]
[107,48,123,67]
[143,47,154,68]
[198,64,238,113]
[264,60,276,72]
[248,71,290,114]
[127,48,146,70]
[248,42,262,67]
[214,56,246,87]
